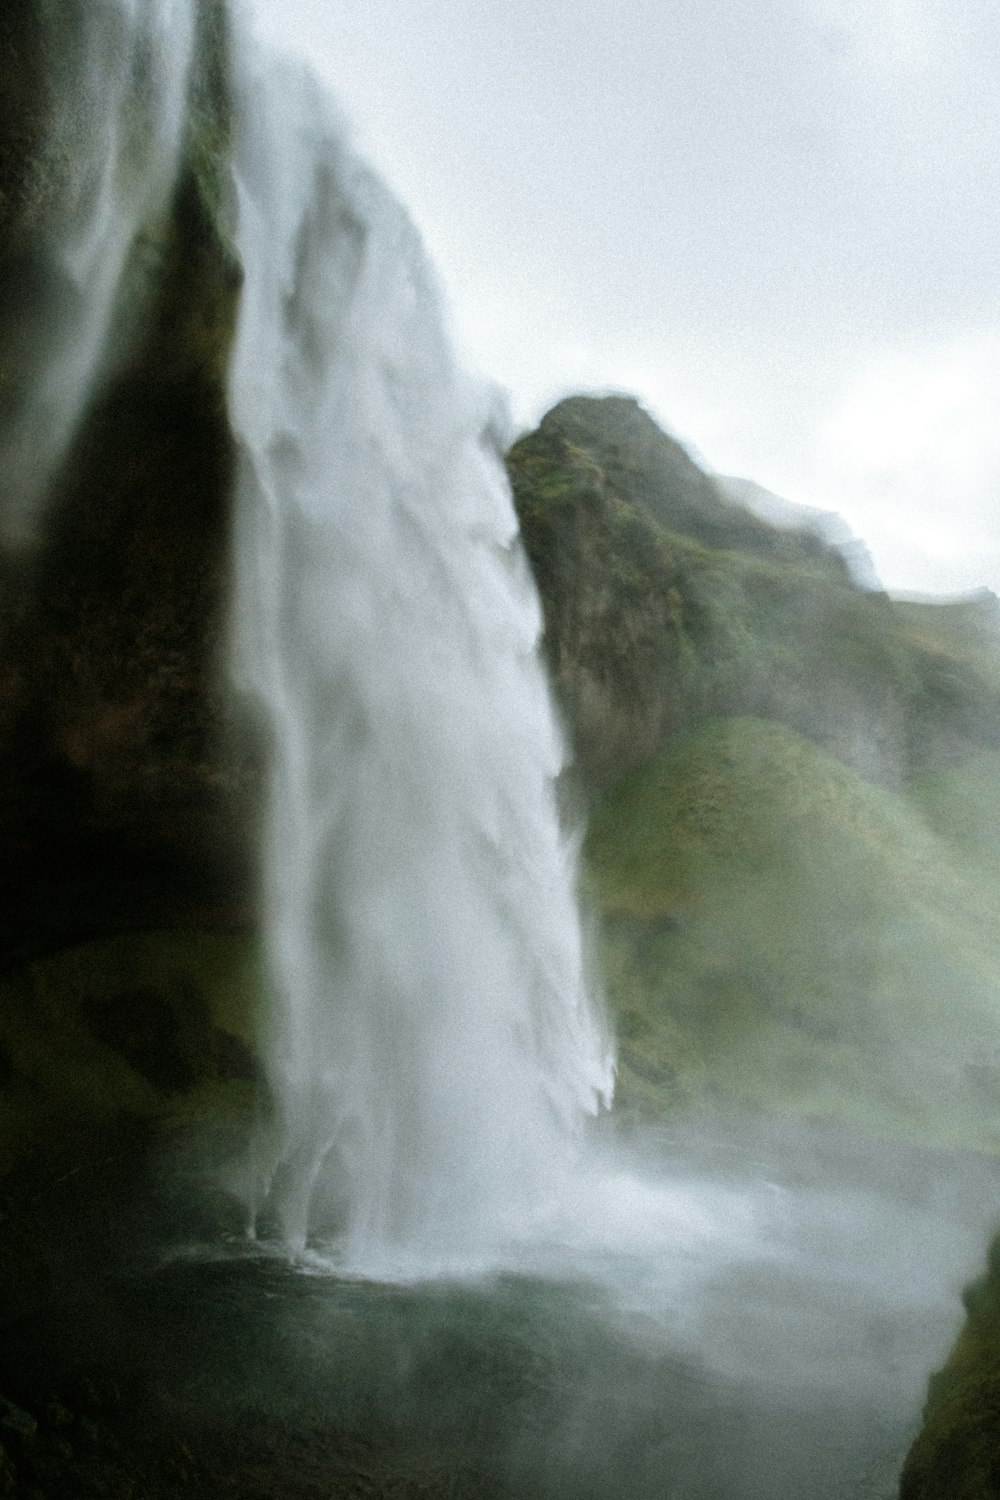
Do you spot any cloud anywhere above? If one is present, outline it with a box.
[810,0,937,74]
[251,0,1000,597]
[812,337,1000,594]
[808,0,990,77]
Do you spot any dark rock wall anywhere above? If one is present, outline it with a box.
[901,1234,1000,1500]
[0,0,253,964]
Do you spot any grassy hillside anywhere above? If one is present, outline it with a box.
[515,396,1000,1489]
[585,717,1000,1151]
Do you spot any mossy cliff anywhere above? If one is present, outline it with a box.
[509,394,1000,789]
[0,0,259,1218]
[511,397,1000,1496]
[584,718,1000,1147]
[508,396,1000,1147]
[892,745,1000,1495]
[901,1236,1000,1498]
[0,0,248,965]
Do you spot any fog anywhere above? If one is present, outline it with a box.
[12,1113,994,1499]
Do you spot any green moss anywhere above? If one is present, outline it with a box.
[901,1235,1000,1498]
[0,0,249,962]
[0,930,264,1178]
[585,718,1000,1146]
[911,751,1000,868]
[510,396,1000,792]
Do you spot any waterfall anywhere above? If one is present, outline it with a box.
[227,13,613,1270]
[0,0,195,543]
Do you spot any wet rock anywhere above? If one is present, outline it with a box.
[0,0,253,968]
[84,989,195,1093]
[211,1025,260,1083]
[0,1441,14,1496]
[43,1399,73,1432]
[0,1393,36,1447]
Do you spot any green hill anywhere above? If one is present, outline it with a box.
[510,393,1000,1147]
[584,716,1000,1150]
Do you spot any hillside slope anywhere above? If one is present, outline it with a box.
[584,716,1000,1150]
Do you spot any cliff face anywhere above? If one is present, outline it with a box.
[512,396,1000,1155]
[901,1235,1000,1500]
[0,1,263,1219]
[0,0,251,965]
[510,395,1000,791]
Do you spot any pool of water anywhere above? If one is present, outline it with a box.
[1,1117,996,1498]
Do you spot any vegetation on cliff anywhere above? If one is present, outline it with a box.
[0,1,260,1270]
[901,1233,1000,1499]
[584,717,1000,1147]
[509,393,1000,1143]
[0,930,260,1182]
[0,0,250,972]
[510,394,1000,790]
[509,395,1000,1495]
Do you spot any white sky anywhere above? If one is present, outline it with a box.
[251,0,1000,597]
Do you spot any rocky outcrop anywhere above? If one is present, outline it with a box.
[0,1,263,1208]
[0,0,253,965]
[900,1234,1000,1499]
[509,395,1000,790]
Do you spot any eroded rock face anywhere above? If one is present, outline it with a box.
[507,418,674,779]
[0,0,254,963]
[509,395,1000,791]
[900,1234,1000,1500]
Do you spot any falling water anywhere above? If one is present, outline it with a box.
[227,17,613,1269]
[0,0,195,543]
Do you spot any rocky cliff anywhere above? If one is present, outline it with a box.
[0,0,261,1234]
[510,393,1000,790]
[0,0,250,967]
[901,1234,1000,1499]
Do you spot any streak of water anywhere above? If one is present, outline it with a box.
[0,0,195,542]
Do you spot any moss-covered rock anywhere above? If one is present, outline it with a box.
[509,395,1000,790]
[584,716,1000,1146]
[508,394,1000,1146]
[0,925,264,1333]
[901,1235,1000,1499]
[0,929,262,1179]
[0,0,251,965]
[0,2,260,1227]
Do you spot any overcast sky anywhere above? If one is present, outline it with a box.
[251,0,1000,597]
